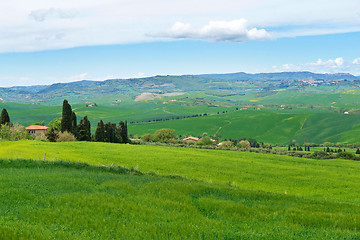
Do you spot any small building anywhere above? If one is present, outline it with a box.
[183,136,199,143]
[344,112,349,114]
[26,125,49,135]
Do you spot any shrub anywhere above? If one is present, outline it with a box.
[57,131,76,142]
[337,152,355,160]
[0,124,34,140]
[237,140,251,149]
[141,133,154,142]
[45,127,58,142]
[196,136,214,146]
[35,133,47,141]
[311,151,334,159]
[153,128,176,143]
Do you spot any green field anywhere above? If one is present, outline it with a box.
[2,141,360,202]
[1,159,360,239]
[1,141,360,238]
[129,110,360,144]
[2,90,360,145]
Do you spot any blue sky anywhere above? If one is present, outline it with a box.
[0,0,359,87]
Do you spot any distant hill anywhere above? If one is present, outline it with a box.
[0,71,358,105]
[192,71,359,81]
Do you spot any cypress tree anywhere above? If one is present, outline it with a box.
[95,120,105,142]
[71,111,78,137]
[119,121,129,143]
[0,108,10,125]
[78,116,91,141]
[46,127,58,142]
[356,148,360,154]
[308,146,310,152]
[288,145,291,151]
[123,120,130,143]
[61,100,73,133]
[104,122,116,143]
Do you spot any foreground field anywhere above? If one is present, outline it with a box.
[2,141,360,203]
[1,159,360,239]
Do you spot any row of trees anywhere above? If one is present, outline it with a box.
[59,100,91,141]
[94,120,129,143]
[47,100,128,143]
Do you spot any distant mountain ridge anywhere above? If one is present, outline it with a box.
[191,71,359,81]
[0,71,359,105]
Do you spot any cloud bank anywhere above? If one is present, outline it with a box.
[151,19,271,42]
[29,8,78,22]
[273,57,360,74]
[0,0,359,52]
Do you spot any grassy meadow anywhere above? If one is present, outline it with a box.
[2,141,360,202]
[1,141,360,238]
[1,159,360,239]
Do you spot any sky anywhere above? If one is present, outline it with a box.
[0,0,360,87]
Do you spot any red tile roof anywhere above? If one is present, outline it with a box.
[26,125,49,130]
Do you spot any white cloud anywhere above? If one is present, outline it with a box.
[130,72,147,79]
[0,0,359,52]
[273,57,360,74]
[66,73,88,82]
[353,58,360,65]
[29,8,78,22]
[151,19,272,42]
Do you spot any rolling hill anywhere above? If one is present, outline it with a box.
[0,71,358,105]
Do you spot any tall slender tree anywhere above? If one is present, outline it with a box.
[95,120,105,142]
[104,122,116,143]
[61,100,73,133]
[77,116,91,141]
[0,108,10,125]
[71,111,78,137]
[119,121,129,143]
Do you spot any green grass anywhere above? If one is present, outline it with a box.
[2,91,360,145]
[2,141,360,238]
[2,141,360,203]
[130,110,309,144]
[0,159,360,239]
[0,100,230,130]
[129,109,360,144]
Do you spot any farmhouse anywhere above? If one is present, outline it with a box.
[183,136,199,143]
[26,125,49,135]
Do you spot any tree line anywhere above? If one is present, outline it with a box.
[46,100,129,143]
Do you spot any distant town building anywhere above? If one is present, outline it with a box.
[86,103,97,107]
[183,136,199,143]
[26,125,49,135]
